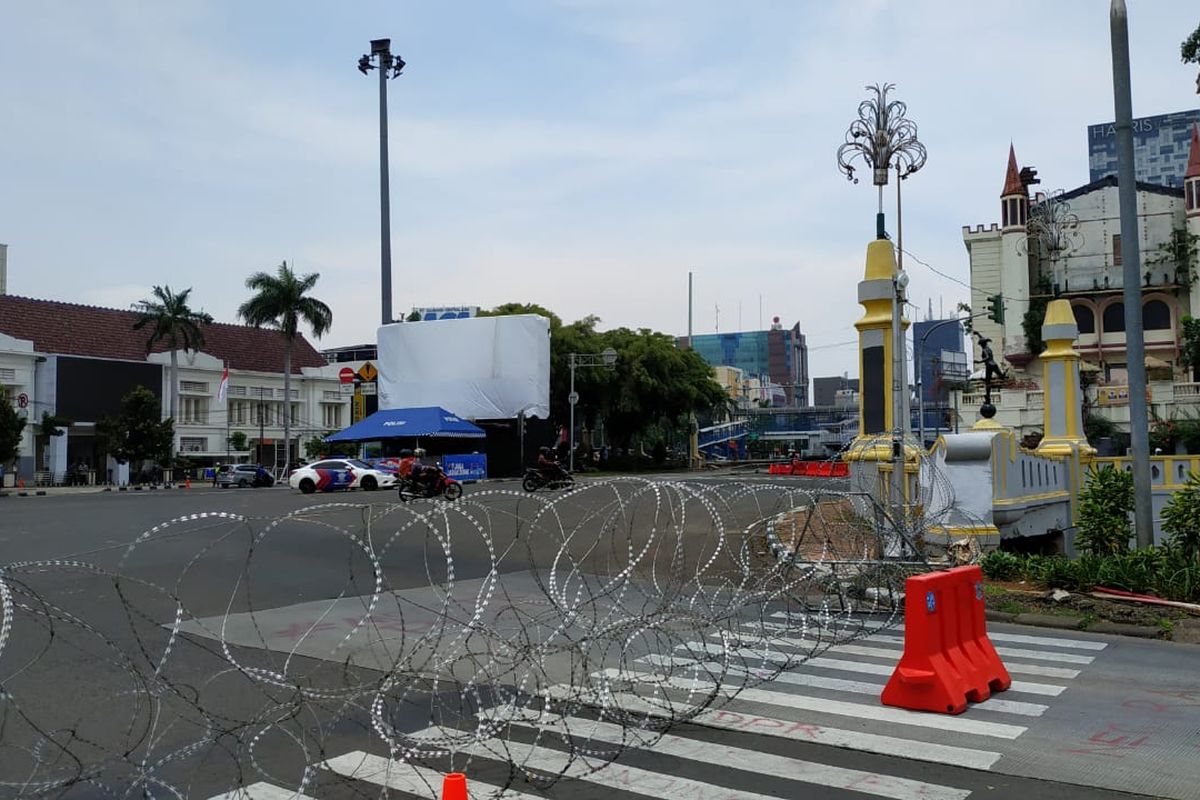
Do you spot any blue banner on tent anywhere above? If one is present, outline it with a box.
[442,453,487,482]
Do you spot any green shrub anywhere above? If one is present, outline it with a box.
[1162,471,1200,563]
[1076,465,1134,555]
[1084,413,1117,446]
[1039,557,1076,589]
[980,550,1022,581]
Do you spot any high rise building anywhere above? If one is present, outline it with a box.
[681,317,809,406]
[1088,109,1200,189]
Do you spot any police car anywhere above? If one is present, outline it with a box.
[288,458,397,493]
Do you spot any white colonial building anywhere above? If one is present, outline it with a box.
[959,126,1200,442]
[0,293,351,486]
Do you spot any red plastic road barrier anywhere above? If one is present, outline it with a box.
[766,462,849,477]
[442,772,467,800]
[880,566,1010,714]
[953,564,1011,693]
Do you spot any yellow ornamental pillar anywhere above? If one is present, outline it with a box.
[1036,299,1096,459]
[845,238,908,462]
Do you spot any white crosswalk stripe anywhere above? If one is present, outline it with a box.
[498,714,972,800]
[764,613,1109,650]
[637,654,1049,716]
[324,751,549,798]
[739,623,1104,662]
[679,639,1083,679]
[590,668,1028,738]
[799,654,1068,696]
[721,631,1095,665]
[207,783,318,800]
[540,683,1004,771]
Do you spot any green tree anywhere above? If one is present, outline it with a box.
[0,387,27,473]
[1148,224,1200,289]
[480,303,726,454]
[1180,315,1200,382]
[1182,22,1200,64]
[132,286,213,458]
[1163,472,1200,562]
[97,386,175,475]
[227,430,248,451]
[593,326,727,451]
[406,310,422,322]
[1022,275,1052,357]
[238,262,333,471]
[1076,465,1135,555]
[304,432,335,460]
[37,411,69,438]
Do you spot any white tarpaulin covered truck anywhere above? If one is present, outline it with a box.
[376,314,551,420]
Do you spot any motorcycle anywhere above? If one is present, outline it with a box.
[397,466,463,501]
[522,467,575,492]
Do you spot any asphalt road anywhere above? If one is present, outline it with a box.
[0,481,1192,799]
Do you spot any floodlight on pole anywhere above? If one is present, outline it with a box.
[358,38,406,327]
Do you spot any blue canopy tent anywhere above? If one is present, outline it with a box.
[324,407,486,443]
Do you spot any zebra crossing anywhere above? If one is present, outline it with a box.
[206,619,1108,800]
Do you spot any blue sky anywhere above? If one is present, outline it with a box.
[2,1,1197,381]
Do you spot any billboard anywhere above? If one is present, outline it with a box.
[411,306,479,321]
[377,314,551,420]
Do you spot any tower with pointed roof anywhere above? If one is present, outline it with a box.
[962,146,1036,377]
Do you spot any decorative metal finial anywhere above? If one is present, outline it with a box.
[1019,190,1083,261]
[836,83,928,187]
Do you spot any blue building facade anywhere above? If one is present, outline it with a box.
[913,319,966,442]
[1088,109,1200,188]
[682,321,809,406]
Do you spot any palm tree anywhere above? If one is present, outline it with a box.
[133,286,213,459]
[238,262,333,471]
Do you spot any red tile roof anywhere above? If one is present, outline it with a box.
[1187,123,1200,180]
[1001,143,1025,197]
[0,294,328,373]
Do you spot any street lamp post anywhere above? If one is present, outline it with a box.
[837,83,927,525]
[358,39,406,327]
[568,348,618,473]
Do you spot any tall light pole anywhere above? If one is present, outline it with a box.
[568,348,618,472]
[837,83,927,524]
[1110,0,1154,548]
[358,39,406,326]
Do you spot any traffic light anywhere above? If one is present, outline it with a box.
[985,293,1005,325]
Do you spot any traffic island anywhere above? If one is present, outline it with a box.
[984,583,1186,639]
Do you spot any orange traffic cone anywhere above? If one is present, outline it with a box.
[17,478,24,489]
[442,773,467,800]
[185,478,191,490]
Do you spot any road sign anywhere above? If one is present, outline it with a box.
[359,382,377,396]
[568,391,579,405]
[16,393,28,409]
[358,362,378,382]
[338,367,355,384]
[339,383,355,396]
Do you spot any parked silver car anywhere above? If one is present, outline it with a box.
[215,464,274,488]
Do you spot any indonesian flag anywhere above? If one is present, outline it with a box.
[217,365,229,403]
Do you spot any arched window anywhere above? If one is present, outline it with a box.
[1143,299,1171,330]
[1073,305,1095,334]
[1103,302,1126,333]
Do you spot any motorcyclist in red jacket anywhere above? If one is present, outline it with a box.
[537,447,569,482]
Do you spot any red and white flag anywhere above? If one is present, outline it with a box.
[217,365,229,403]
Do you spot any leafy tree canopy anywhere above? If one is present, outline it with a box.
[1182,22,1200,64]
[0,388,27,468]
[238,262,333,341]
[132,285,213,353]
[480,303,726,448]
[97,386,174,467]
